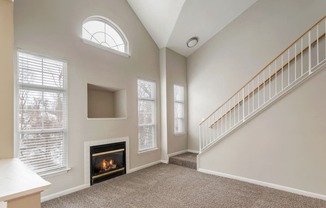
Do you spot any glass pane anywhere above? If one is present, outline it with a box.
[174,102,184,118]
[83,20,105,38]
[138,100,154,125]
[92,32,105,45]
[82,19,126,53]
[174,85,184,102]
[138,126,155,151]
[19,90,43,130]
[174,102,184,134]
[43,92,64,129]
[18,52,65,89]
[19,132,65,173]
[175,118,184,134]
[18,89,65,130]
[138,80,155,99]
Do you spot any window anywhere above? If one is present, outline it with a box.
[16,51,68,175]
[137,80,156,151]
[82,16,129,56]
[174,85,185,134]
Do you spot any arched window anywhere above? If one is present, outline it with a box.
[82,16,129,56]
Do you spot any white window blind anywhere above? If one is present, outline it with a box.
[137,80,156,151]
[17,51,68,175]
[174,85,185,134]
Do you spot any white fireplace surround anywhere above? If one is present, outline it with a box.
[84,137,129,186]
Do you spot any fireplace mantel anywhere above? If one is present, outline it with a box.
[84,137,129,186]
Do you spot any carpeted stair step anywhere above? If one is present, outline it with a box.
[169,152,197,169]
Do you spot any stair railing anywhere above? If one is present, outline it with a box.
[199,16,326,153]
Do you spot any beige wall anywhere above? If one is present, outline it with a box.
[166,49,188,154]
[88,89,115,118]
[0,0,14,159]
[188,0,326,196]
[159,48,168,161]
[160,48,188,160]
[114,90,127,118]
[14,0,161,196]
[200,65,326,195]
[187,0,326,151]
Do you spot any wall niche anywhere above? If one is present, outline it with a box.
[87,84,127,119]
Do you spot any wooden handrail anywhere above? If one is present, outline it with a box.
[208,32,325,128]
[200,15,326,125]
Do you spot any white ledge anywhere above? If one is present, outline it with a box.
[0,158,51,202]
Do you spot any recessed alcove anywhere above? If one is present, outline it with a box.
[87,84,127,119]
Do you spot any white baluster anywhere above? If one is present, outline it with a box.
[263,69,266,105]
[269,65,271,99]
[317,24,319,64]
[233,96,236,127]
[281,55,284,90]
[301,38,303,76]
[308,31,312,74]
[274,60,277,96]
[258,75,260,107]
[294,43,297,80]
[288,49,290,86]
[238,92,240,123]
[242,88,245,121]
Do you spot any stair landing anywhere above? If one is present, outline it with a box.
[169,152,197,169]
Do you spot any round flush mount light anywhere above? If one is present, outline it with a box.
[186,37,199,48]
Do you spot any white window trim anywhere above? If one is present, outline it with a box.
[137,79,157,152]
[15,50,69,176]
[174,84,186,135]
[82,39,130,58]
[82,16,130,57]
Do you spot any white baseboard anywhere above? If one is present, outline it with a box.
[198,168,326,201]
[41,184,90,202]
[42,161,162,202]
[187,149,199,154]
[128,160,161,173]
[161,160,169,164]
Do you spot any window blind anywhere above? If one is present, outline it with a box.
[17,51,67,175]
[137,79,156,151]
[174,85,185,134]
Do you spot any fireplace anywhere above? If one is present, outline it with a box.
[90,142,126,185]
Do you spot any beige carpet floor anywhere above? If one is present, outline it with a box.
[42,164,326,208]
[169,152,197,169]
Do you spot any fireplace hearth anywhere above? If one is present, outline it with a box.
[90,142,126,185]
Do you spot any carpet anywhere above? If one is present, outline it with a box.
[42,163,326,208]
[169,152,197,169]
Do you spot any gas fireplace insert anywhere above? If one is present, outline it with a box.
[90,142,126,185]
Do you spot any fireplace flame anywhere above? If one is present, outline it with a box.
[101,159,108,170]
[100,159,116,171]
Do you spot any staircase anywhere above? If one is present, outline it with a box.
[199,16,326,153]
[169,152,197,169]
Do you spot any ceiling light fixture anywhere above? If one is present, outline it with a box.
[186,37,199,48]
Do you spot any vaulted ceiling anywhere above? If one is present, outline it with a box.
[127,0,258,57]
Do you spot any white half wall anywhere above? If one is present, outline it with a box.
[199,65,326,196]
[188,0,326,197]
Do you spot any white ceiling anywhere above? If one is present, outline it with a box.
[127,0,258,57]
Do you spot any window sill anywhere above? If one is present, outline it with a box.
[40,167,71,178]
[138,148,159,154]
[174,132,186,136]
[81,39,130,58]
[87,117,127,121]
